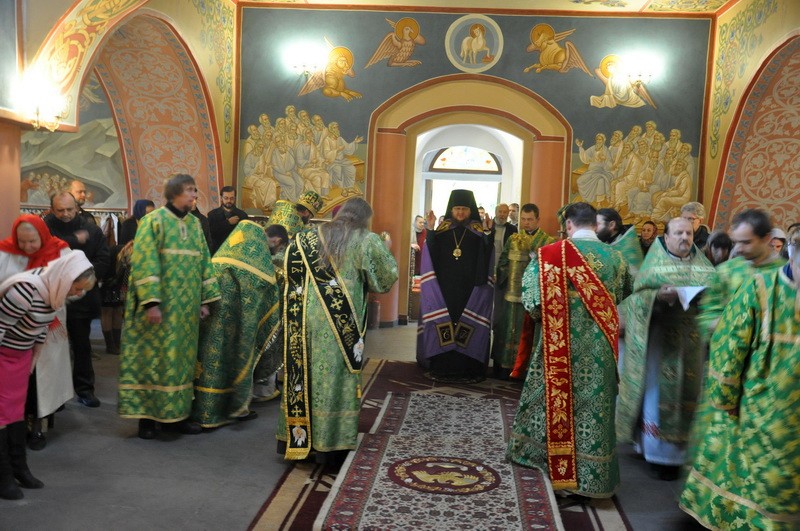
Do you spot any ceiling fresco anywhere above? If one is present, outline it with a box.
[239,0,734,14]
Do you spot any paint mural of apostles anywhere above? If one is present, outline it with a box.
[299,41,362,102]
[572,123,696,224]
[365,17,426,68]
[590,54,656,109]
[523,24,591,75]
[240,109,363,213]
[460,23,493,64]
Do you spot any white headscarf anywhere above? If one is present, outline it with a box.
[0,250,94,310]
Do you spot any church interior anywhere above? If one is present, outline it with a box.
[0,0,798,529]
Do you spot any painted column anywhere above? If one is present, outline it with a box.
[0,122,21,236]
[529,139,567,237]
[370,130,407,326]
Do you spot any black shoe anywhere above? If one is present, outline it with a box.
[76,393,100,408]
[650,463,681,481]
[236,410,258,422]
[173,420,202,435]
[138,419,156,440]
[27,431,46,451]
[13,469,44,489]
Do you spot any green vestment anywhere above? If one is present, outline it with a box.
[491,229,554,370]
[277,229,398,453]
[616,240,717,444]
[507,235,633,498]
[680,267,800,530]
[698,255,786,337]
[118,207,220,422]
[191,221,280,427]
[253,247,286,387]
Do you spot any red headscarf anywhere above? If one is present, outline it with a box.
[0,214,70,269]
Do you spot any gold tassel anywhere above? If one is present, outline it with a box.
[356,384,362,399]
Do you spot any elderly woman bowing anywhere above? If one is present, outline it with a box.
[0,251,95,500]
[0,215,72,450]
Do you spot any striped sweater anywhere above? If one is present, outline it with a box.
[0,277,55,351]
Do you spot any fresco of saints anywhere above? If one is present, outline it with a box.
[365,18,425,68]
[575,134,615,205]
[299,43,362,102]
[460,23,492,64]
[590,54,656,109]
[523,23,591,75]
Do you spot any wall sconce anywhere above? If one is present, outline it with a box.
[17,65,69,132]
[292,62,320,78]
[620,51,662,87]
[31,102,68,132]
[284,41,327,78]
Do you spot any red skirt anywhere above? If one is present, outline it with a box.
[0,346,32,426]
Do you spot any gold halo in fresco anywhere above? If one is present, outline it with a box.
[599,54,621,79]
[530,23,555,45]
[395,17,420,40]
[329,46,355,68]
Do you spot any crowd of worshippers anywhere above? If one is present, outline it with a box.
[0,173,398,500]
[414,190,798,530]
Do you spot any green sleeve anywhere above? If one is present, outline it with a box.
[521,256,542,320]
[130,213,163,309]
[705,276,759,413]
[360,233,399,294]
[198,221,221,304]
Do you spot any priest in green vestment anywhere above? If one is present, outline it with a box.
[118,174,221,439]
[680,241,800,530]
[278,198,398,464]
[699,209,786,336]
[616,218,717,479]
[508,202,633,498]
[490,203,553,379]
[191,221,280,428]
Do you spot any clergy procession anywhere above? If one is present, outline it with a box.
[1,178,798,530]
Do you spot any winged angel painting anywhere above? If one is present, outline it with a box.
[523,23,592,75]
[365,18,425,68]
[298,39,362,102]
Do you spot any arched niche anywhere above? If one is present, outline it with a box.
[366,74,570,325]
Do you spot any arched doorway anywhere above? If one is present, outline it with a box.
[367,75,571,326]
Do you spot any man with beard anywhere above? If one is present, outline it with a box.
[295,190,323,227]
[44,193,110,408]
[597,207,644,274]
[417,190,493,382]
[617,217,717,480]
[208,186,249,254]
[699,209,786,336]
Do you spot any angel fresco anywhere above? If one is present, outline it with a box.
[590,54,656,109]
[523,23,592,76]
[365,17,425,68]
[299,40,362,102]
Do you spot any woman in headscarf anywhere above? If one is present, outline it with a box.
[0,251,95,500]
[0,215,71,450]
[117,199,155,247]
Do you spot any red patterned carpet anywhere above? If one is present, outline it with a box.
[249,359,631,530]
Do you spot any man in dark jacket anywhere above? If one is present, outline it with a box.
[45,192,110,407]
[207,186,248,254]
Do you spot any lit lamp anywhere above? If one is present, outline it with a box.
[285,41,327,78]
[620,52,661,88]
[18,65,69,132]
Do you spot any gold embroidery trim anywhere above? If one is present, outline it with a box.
[118,383,193,392]
[212,257,277,284]
[160,249,201,256]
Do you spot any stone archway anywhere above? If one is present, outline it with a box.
[366,75,571,325]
